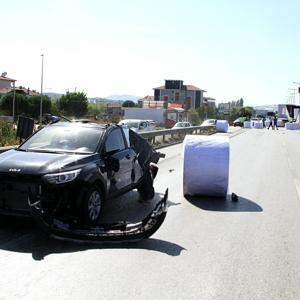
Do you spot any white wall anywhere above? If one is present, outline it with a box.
[0,79,12,89]
[122,108,166,125]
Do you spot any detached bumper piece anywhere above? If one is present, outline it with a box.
[29,189,168,243]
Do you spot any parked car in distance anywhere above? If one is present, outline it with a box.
[200,119,216,126]
[172,122,192,128]
[0,122,164,224]
[118,119,154,132]
[233,117,246,127]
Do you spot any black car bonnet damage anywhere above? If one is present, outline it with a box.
[29,189,168,243]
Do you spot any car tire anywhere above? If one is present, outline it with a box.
[82,185,103,224]
[138,170,155,200]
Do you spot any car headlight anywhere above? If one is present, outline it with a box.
[43,169,81,184]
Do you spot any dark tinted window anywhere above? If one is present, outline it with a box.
[105,129,125,153]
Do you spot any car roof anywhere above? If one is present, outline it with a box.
[49,121,108,130]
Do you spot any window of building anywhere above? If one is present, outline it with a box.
[185,97,192,110]
[163,95,169,101]
[175,92,179,102]
[154,89,160,101]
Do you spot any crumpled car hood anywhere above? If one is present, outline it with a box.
[0,149,93,175]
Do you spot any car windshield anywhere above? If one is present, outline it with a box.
[19,124,104,154]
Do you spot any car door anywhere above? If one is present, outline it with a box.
[104,128,135,197]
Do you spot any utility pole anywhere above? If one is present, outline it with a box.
[40,54,44,125]
[12,81,16,122]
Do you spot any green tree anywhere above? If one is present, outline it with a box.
[196,105,218,121]
[0,92,28,116]
[87,103,105,116]
[27,95,51,118]
[188,109,200,125]
[51,100,60,115]
[122,100,136,107]
[57,91,88,117]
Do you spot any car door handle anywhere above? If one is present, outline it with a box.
[125,154,131,159]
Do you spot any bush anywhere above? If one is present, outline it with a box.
[0,121,18,146]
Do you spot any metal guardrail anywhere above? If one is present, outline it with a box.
[139,125,216,145]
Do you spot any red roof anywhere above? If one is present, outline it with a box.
[185,85,206,92]
[0,76,16,82]
[140,95,155,101]
[153,85,165,90]
[0,87,40,96]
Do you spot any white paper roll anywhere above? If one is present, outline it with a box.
[216,120,229,133]
[244,121,251,128]
[285,123,300,130]
[183,135,229,197]
[253,121,263,129]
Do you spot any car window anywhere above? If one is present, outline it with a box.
[105,128,126,153]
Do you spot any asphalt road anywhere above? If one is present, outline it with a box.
[1,127,300,299]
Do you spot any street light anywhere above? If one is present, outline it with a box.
[40,54,44,124]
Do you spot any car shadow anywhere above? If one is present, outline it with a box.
[185,194,263,212]
[0,191,186,260]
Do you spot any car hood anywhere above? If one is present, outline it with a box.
[0,149,94,175]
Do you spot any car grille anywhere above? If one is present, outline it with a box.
[0,173,41,212]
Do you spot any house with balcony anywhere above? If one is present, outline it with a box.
[0,73,16,95]
[153,80,206,110]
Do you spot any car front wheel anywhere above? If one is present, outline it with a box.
[82,186,103,224]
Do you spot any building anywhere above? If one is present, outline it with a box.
[203,97,216,108]
[0,73,16,95]
[0,73,39,96]
[139,95,165,109]
[101,103,124,120]
[218,102,231,114]
[153,80,206,109]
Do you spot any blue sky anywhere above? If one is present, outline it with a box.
[1,0,300,105]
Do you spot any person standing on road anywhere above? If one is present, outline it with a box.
[267,117,274,130]
[274,115,278,130]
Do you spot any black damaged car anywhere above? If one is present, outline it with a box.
[0,122,164,227]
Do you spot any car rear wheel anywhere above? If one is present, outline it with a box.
[82,186,103,224]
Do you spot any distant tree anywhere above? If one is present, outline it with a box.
[51,100,60,116]
[122,100,136,107]
[28,95,51,118]
[0,92,28,116]
[57,92,88,117]
[87,103,105,116]
[239,98,244,107]
[188,109,200,125]
[196,105,217,121]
